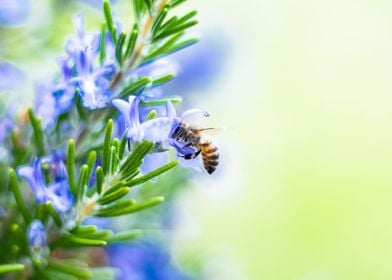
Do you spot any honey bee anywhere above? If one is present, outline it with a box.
[171,123,219,174]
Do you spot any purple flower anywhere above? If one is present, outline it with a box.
[65,14,99,60]
[107,241,193,280]
[112,96,208,169]
[0,0,31,27]
[65,14,116,109]
[28,220,46,249]
[70,51,116,109]
[17,156,74,212]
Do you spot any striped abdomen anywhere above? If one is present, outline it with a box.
[200,140,219,174]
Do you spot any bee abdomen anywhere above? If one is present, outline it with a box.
[202,144,219,174]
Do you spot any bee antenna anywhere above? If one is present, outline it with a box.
[181,109,209,120]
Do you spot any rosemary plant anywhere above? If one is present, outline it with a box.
[0,0,208,278]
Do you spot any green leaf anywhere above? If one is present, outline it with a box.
[176,10,197,26]
[109,146,119,174]
[9,168,32,222]
[144,0,152,11]
[119,77,152,97]
[102,181,124,196]
[48,261,92,279]
[105,229,143,243]
[168,37,198,53]
[35,203,49,223]
[97,187,130,205]
[125,160,178,187]
[119,141,154,177]
[103,0,117,43]
[142,31,185,63]
[158,16,178,33]
[99,196,164,216]
[141,97,182,106]
[99,22,107,64]
[169,0,187,8]
[46,202,63,227]
[27,108,45,156]
[152,7,169,35]
[154,20,198,41]
[66,236,107,246]
[96,199,136,217]
[67,139,77,198]
[118,135,127,160]
[73,229,113,240]
[125,23,138,59]
[77,165,89,199]
[151,73,175,87]
[115,32,126,66]
[87,150,97,179]
[132,0,145,19]
[0,264,24,274]
[96,166,104,195]
[71,225,97,234]
[102,119,113,175]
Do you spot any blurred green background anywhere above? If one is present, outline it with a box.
[174,0,392,279]
[3,0,392,279]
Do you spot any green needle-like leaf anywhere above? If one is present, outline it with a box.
[71,225,97,234]
[119,141,153,176]
[96,166,104,195]
[96,199,136,216]
[99,196,164,216]
[118,136,127,160]
[9,168,31,222]
[115,32,126,66]
[154,20,198,41]
[169,0,187,8]
[152,7,169,34]
[67,236,107,246]
[152,74,175,87]
[103,0,117,43]
[105,229,143,243]
[46,202,63,227]
[97,187,130,205]
[125,23,138,59]
[0,264,24,274]
[27,108,45,156]
[99,22,107,64]
[119,77,152,97]
[141,97,182,106]
[102,119,113,175]
[109,146,118,174]
[125,160,178,187]
[77,165,89,199]
[67,139,77,198]
[87,150,97,178]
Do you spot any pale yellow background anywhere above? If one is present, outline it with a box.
[174,1,392,279]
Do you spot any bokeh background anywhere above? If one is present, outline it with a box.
[3,0,392,279]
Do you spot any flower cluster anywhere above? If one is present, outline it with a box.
[36,14,116,128]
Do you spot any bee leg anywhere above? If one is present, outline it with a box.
[192,150,202,159]
[127,139,131,151]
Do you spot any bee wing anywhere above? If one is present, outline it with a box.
[194,127,228,135]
